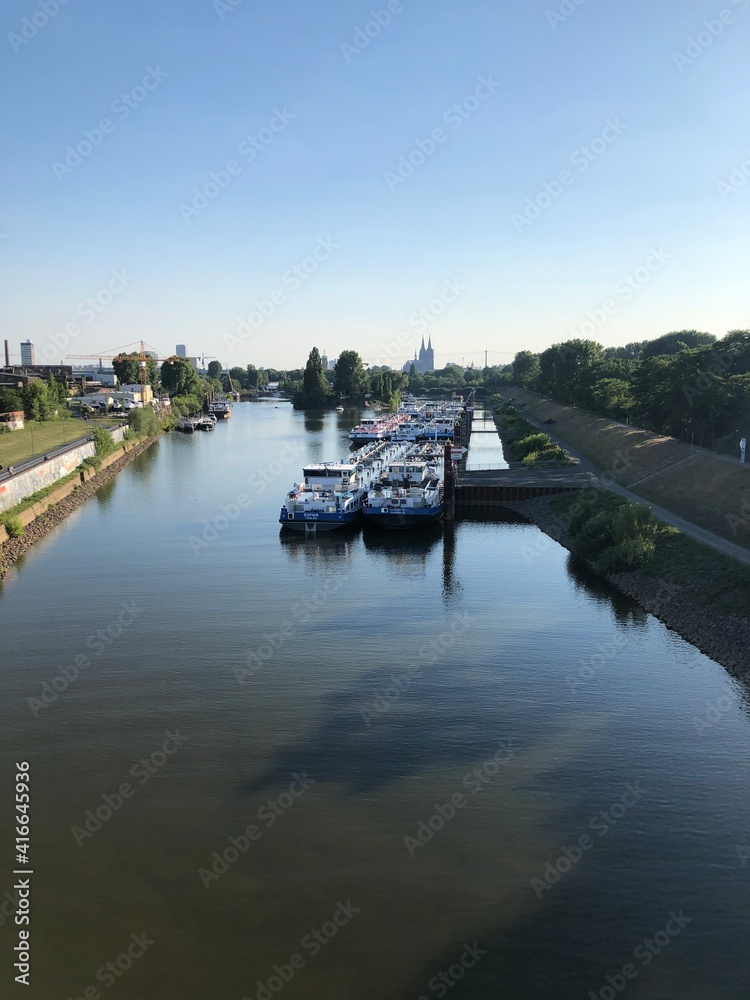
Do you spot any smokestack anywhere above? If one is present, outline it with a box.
[4,339,9,367]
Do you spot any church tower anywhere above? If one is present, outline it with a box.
[425,336,435,372]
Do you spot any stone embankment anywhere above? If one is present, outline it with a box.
[0,436,158,577]
[505,495,750,678]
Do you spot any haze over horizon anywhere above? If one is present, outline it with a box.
[2,0,748,370]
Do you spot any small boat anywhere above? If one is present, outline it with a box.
[177,418,197,433]
[336,406,344,412]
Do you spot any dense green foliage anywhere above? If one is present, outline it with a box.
[566,493,659,575]
[128,406,162,437]
[160,357,203,399]
[3,516,24,539]
[0,388,24,413]
[92,427,115,458]
[494,404,571,464]
[113,352,160,388]
[295,348,331,407]
[13,378,68,421]
[511,329,750,452]
[207,360,222,380]
[333,350,369,398]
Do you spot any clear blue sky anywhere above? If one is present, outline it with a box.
[1,0,748,370]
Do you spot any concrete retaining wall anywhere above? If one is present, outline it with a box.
[0,440,95,514]
[0,425,128,514]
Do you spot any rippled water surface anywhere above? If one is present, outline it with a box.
[1,402,749,999]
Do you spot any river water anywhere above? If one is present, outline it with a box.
[1,401,749,1000]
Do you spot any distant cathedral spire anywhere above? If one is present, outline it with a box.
[403,337,436,374]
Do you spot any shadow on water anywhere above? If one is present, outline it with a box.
[243,681,526,797]
[564,553,649,628]
[392,841,740,1000]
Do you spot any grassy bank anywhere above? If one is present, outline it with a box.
[0,415,119,467]
[501,386,750,551]
[493,401,572,465]
[552,491,750,618]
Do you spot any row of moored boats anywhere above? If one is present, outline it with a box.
[279,399,465,532]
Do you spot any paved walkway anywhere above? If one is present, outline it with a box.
[500,395,750,567]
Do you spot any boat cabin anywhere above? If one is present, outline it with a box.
[302,463,358,489]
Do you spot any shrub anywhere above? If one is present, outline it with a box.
[566,496,657,575]
[3,516,24,539]
[93,427,115,458]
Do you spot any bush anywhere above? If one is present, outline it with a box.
[3,516,24,539]
[566,495,658,575]
[93,427,115,458]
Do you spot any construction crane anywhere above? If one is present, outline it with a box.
[199,354,218,371]
[67,341,179,395]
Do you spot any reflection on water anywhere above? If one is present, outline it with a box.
[565,554,649,627]
[279,526,360,567]
[93,475,117,508]
[303,410,326,433]
[1,402,750,1000]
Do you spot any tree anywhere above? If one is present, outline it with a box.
[641,331,715,360]
[113,352,159,388]
[160,357,202,398]
[296,347,331,407]
[207,360,222,380]
[245,364,259,388]
[21,381,55,421]
[0,388,24,413]
[333,350,369,398]
[512,351,541,389]
[226,367,246,390]
[538,340,604,404]
[590,378,634,419]
[46,374,68,406]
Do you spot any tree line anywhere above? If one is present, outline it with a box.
[510,330,750,453]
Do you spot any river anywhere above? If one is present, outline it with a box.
[1,401,749,999]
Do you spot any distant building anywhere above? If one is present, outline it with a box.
[20,340,35,366]
[176,344,187,357]
[402,337,435,374]
[188,357,199,371]
[72,366,117,388]
[321,351,329,371]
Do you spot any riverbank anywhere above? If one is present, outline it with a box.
[498,386,750,551]
[503,493,750,678]
[0,434,158,578]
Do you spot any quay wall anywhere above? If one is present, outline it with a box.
[0,425,127,515]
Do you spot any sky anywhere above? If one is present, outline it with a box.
[1,0,748,371]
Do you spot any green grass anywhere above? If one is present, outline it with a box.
[0,416,110,467]
[552,491,750,618]
[502,386,750,550]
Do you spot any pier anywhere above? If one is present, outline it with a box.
[444,397,594,516]
[456,466,596,505]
